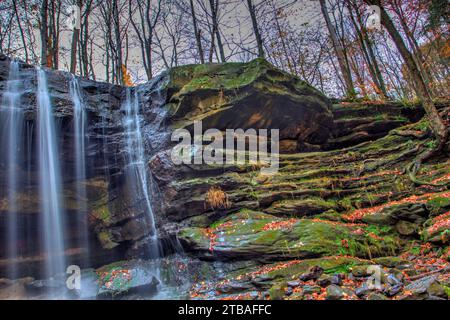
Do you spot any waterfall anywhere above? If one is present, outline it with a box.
[69,75,89,261]
[123,88,159,258]
[0,60,23,279]
[37,68,66,278]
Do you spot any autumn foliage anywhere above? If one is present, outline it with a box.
[121,64,134,87]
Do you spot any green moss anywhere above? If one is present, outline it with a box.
[324,262,357,275]
[443,285,450,299]
[97,230,118,250]
[426,196,450,215]
[365,225,394,236]
[269,284,286,300]
[266,256,367,279]
[91,203,111,225]
[179,211,400,259]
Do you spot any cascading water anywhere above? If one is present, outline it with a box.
[0,60,23,279]
[123,88,159,258]
[37,68,66,278]
[69,75,89,261]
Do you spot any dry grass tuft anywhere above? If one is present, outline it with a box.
[205,186,230,210]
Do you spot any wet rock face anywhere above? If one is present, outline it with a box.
[0,54,167,275]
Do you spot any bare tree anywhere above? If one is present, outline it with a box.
[364,0,447,179]
[39,0,48,66]
[70,0,82,74]
[246,0,264,58]
[189,0,205,63]
[208,0,225,62]
[129,0,163,80]
[319,0,355,98]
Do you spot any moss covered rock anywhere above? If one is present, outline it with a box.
[165,58,334,151]
[179,210,399,261]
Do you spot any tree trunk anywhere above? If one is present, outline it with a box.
[364,0,447,146]
[112,0,123,85]
[347,2,388,98]
[12,0,28,62]
[70,0,82,74]
[246,0,264,58]
[40,0,48,66]
[190,0,205,63]
[319,0,355,98]
[209,0,226,62]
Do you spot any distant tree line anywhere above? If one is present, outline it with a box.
[0,0,448,102]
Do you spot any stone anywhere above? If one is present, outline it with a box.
[426,281,446,298]
[96,260,160,298]
[217,281,253,294]
[395,220,418,236]
[268,284,285,300]
[355,284,373,298]
[0,277,34,300]
[367,292,388,300]
[166,59,334,148]
[25,277,66,295]
[317,274,332,287]
[384,284,403,297]
[299,266,324,281]
[303,285,322,295]
[351,265,372,277]
[287,281,300,288]
[285,287,293,296]
[426,295,446,300]
[179,211,399,261]
[386,273,402,286]
[331,274,343,286]
[362,203,428,225]
[372,257,410,268]
[404,276,439,295]
[326,285,344,300]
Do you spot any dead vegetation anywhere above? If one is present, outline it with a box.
[205,186,231,210]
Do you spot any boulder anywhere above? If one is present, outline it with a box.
[95,260,160,298]
[166,59,333,149]
[179,211,399,261]
[362,203,428,226]
[403,276,445,300]
[326,284,344,300]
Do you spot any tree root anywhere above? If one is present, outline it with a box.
[393,129,430,139]
[358,144,421,176]
[406,130,450,187]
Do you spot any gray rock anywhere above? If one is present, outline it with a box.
[404,276,438,295]
[217,281,253,294]
[326,284,344,300]
[287,281,300,288]
[384,284,403,297]
[367,292,388,300]
[317,274,332,287]
[386,273,402,286]
[426,295,446,300]
[303,285,322,294]
[351,265,372,277]
[355,284,373,298]
[299,266,324,281]
[285,287,293,296]
[331,274,343,286]
[96,260,160,298]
